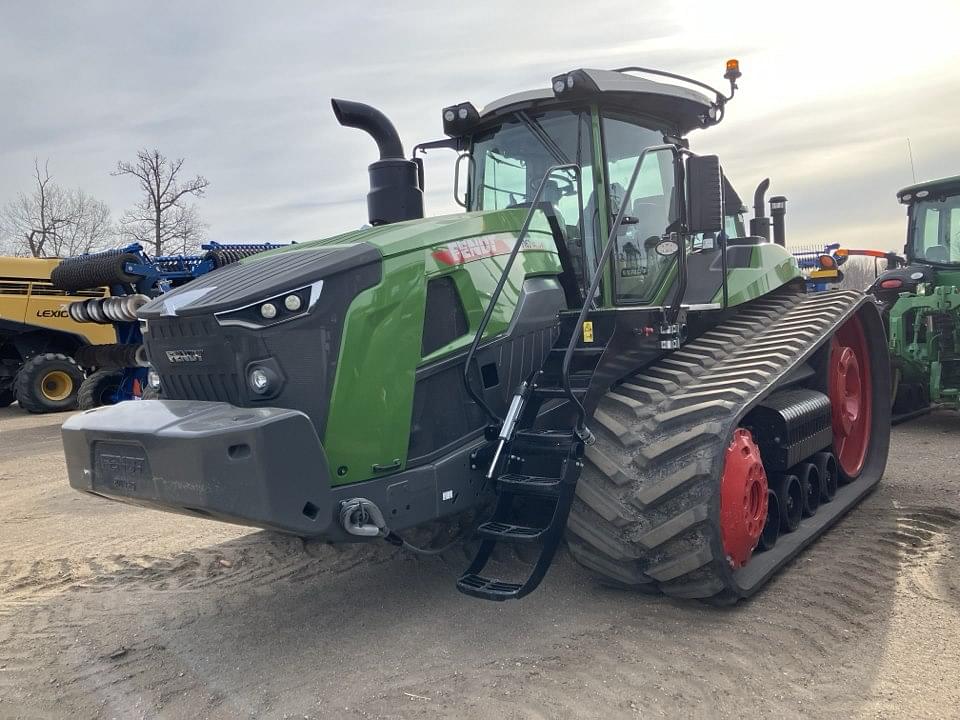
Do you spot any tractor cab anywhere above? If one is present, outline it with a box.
[899,175,960,269]
[870,176,960,301]
[431,63,788,313]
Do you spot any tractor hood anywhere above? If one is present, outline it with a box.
[274,208,548,259]
[137,208,554,320]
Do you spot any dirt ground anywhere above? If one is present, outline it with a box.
[1,406,959,720]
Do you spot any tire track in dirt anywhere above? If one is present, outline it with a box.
[375,502,960,719]
[0,532,403,600]
[1,497,957,718]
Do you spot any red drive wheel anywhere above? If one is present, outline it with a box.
[720,428,769,568]
[829,314,872,482]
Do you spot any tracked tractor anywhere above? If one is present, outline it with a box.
[61,61,890,604]
[865,176,960,416]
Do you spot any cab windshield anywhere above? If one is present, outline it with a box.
[911,195,960,265]
[468,109,595,287]
[467,107,681,304]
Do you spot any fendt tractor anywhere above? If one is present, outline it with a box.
[61,61,890,604]
[1,257,114,412]
[867,175,960,415]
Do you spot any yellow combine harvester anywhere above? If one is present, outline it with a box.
[0,256,115,412]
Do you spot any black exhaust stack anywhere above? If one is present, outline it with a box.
[331,99,424,226]
[750,178,771,240]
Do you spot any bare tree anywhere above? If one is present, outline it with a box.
[51,189,114,257]
[839,257,882,291]
[0,160,115,257]
[114,149,209,255]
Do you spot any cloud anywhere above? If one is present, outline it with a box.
[0,0,956,254]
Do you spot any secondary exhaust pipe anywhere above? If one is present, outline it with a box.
[332,99,424,226]
[769,195,787,247]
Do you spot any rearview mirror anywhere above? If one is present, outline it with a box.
[686,154,723,235]
[453,153,473,208]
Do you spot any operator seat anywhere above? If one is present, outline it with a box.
[925,244,951,263]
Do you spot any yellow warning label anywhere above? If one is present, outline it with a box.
[582,321,594,343]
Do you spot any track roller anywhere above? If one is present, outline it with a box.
[795,462,821,518]
[771,472,802,533]
[814,452,838,502]
[757,489,780,551]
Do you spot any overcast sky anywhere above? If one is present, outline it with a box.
[2,0,958,254]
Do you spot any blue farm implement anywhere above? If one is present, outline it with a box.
[51,242,284,408]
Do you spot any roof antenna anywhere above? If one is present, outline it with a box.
[906,137,917,183]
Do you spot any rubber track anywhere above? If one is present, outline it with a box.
[566,288,873,601]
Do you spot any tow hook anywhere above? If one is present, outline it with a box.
[339,498,388,537]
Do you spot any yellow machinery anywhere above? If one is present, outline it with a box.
[0,257,114,412]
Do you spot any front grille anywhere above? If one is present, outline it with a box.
[146,316,241,403]
[162,370,241,404]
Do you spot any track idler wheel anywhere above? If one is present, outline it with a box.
[771,472,803,533]
[719,429,769,568]
[814,452,838,502]
[829,314,873,483]
[757,489,780,552]
[795,462,821,518]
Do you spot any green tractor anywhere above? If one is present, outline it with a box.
[61,61,890,603]
[867,176,960,415]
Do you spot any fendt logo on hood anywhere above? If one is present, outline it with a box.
[165,349,204,364]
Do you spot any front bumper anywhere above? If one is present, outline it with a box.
[62,400,333,536]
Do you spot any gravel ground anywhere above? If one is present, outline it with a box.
[1,405,959,719]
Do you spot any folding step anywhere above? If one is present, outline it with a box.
[512,429,578,455]
[457,573,523,601]
[478,521,547,542]
[549,345,606,357]
[532,385,589,399]
[497,473,562,497]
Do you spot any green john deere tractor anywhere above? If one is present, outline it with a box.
[61,61,890,604]
[867,176,960,415]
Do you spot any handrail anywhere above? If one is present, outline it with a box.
[560,144,678,433]
[461,163,581,424]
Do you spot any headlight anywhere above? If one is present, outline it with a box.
[260,302,278,319]
[246,363,282,398]
[249,368,271,394]
[214,281,322,329]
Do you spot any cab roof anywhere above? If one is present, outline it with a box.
[479,68,717,136]
[898,174,960,203]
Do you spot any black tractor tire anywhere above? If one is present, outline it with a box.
[0,388,15,408]
[78,370,125,410]
[14,353,85,413]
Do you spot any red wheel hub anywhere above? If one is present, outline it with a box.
[829,314,872,479]
[720,428,768,568]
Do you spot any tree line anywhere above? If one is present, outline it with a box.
[0,150,209,259]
